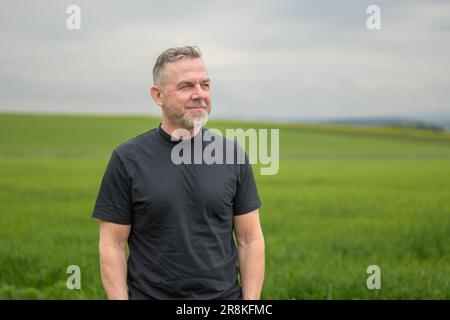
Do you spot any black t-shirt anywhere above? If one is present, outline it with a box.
[92,125,261,300]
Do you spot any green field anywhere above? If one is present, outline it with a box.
[0,113,449,299]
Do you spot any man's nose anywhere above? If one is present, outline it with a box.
[191,84,208,101]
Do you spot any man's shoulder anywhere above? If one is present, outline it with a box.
[113,128,159,156]
[203,127,248,165]
[204,128,246,153]
[203,127,238,147]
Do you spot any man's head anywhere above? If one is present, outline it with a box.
[151,46,211,130]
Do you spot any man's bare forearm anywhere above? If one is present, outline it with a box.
[99,245,128,300]
[237,238,265,300]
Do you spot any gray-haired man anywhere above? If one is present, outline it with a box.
[92,46,265,300]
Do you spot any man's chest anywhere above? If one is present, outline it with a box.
[130,158,238,215]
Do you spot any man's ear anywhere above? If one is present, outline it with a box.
[150,85,163,107]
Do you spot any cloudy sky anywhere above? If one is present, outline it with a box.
[1,0,449,121]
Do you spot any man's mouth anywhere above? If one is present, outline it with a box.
[186,106,206,110]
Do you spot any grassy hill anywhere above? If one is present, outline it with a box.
[0,113,449,299]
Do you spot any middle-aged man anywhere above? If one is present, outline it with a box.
[92,46,265,300]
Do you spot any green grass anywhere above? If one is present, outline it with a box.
[0,113,449,299]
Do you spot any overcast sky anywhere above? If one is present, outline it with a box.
[1,0,449,121]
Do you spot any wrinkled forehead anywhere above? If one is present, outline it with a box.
[162,58,209,85]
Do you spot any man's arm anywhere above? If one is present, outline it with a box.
[233,209,265,300]
[99,221,131,300]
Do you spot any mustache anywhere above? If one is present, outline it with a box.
[186,100,208,109]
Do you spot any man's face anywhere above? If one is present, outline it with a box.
[158,58,211,129]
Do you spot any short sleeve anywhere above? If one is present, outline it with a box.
[92,150,132,224]
[232,153,262,216]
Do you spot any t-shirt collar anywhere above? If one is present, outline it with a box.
[158,123,204,145]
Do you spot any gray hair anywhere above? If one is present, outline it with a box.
[153,46,202,86]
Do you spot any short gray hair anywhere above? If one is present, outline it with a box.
[153,46,202,86]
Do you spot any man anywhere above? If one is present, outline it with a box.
[92,46,264,300]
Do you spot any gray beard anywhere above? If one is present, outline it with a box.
[181,110,209,129]
[164,105,209,129]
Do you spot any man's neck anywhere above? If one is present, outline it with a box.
[161,121,201,140]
